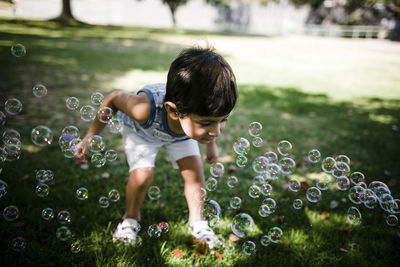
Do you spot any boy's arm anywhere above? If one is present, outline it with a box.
[74,91,150,163]
[205,140,219,164]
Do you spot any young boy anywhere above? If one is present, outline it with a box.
[74,46,238,249]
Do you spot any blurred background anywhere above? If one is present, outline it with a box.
[0,0,399,40]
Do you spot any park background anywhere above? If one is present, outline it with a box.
[0,0,400,266]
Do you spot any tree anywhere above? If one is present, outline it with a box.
[57,0,74,21]
[162,0,188,26]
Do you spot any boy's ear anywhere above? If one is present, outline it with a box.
[164,101,180,120]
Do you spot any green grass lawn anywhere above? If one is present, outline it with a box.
[0,18,399,266]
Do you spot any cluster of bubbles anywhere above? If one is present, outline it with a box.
[198,121,399,256]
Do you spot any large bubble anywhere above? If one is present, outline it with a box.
[277,140,292,156]
[97,107,113,123]
[252,156,269,173]
[306,187,322,203]
[242,240,256,256]
[87,135,105,153]
[5,98,22,115]
[233,137,250,155]
[91,92,104,105]
[31,126,53,146]
[232,213,254,238]
[80,105,96,121]
[203,199,221,219]
[268,227,283,243]
[347,206,362,225]
[66,97,79,110]
[248,121,262,137]
[210,162,224,178]
[279,157,296,175]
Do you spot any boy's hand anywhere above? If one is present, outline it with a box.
[205,141,219,164]
[74,137,89,164]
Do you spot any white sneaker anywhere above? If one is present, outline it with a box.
[112,218,141,245]
[189,220,221,249]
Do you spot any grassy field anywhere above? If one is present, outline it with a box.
[0,18,400,266]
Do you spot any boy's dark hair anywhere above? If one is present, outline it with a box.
[166,46,238,117]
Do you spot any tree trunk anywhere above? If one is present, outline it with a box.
[168,5,177,27]
[60,0,74,20]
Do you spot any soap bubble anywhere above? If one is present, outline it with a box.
[57,210,71,224]
[87,135,105,152]
[264,151,278,163]
[349,172,365,185]
[108,189,120,202]
[232,213,254,238]
[36,169,54,183]
[288,179,301,192]
[268,227,283,243]
[62,125,80,140]
[159,222,170,233]
[105,149,118,162]
[261,198,277,214]
[11,44,26,57]
[227,176,238,188]
[5,98,22,115]
[233,137,250,155]
[235,155,248,168]
[363,192,378,209]
[35,183,50,197]
[108,117,123,134]
[205,177,218,191]
[333,161,351,178]
[11,237,26,252]
[308,149,321,163]
[252,137,264,147]
[306,187,322,203]
[277,140,292,156]
[80,105,96,121]
[293,199,303,209]
[197,187,207,202]
[347,206,362,225]
[252,156,269,173]
[31,125,53,146]
[248,121,262,137]
[56,226,72,241]
[242,240,256,256]
[208,214,220,228]
[3,205,19,221]
[260,235,271,246]
[210,162,224,178]
[316,173,332,191]
[261,183,272,196]
[348,185,366,204]
[0,111,6,127]
[66,97,79,110]
[97,107,113,123]
[336,176,350,191]
[335,154,351,165]
[258,204,271,217]
[4,144,21,161]
[266,163,280,180]
[2,129,20,145]
[91,92,104,105]
[386,214,398,226]
[91,153,106,167]
[76,187,89,200]
[321,157,336,173]
[32,84,47,98]
[148,186,160,200]
[41,208,55,220]
[249,185,261,198]
[98,196,110,208]
[0,180,8,198]
[230,196,242,209]
[203,200,221,219]
[148,224,161,238]
[279,157,296,175]
[70,241,81,253]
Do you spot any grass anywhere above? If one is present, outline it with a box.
[0,18,400,266]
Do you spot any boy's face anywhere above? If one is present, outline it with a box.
[179,114,229,144]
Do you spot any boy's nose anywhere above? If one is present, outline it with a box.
[208,123,221,137]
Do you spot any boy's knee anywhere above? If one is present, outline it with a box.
[129,168,154,189]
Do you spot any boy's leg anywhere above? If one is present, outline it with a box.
[124,167,155,221]
[176,155,205,225]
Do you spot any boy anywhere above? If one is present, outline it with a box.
[74,46,238,249]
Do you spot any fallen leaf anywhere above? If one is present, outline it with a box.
[172,249,183,258]
[215,251,223,261]
[320,212,330,219]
